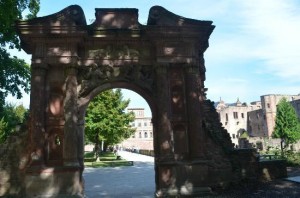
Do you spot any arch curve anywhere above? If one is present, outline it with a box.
[77,81,157,123]
[14,5,251,198]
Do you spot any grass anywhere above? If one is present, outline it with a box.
[85,160,133,167]
[84,151,133,168]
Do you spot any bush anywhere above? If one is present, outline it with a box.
[284,151,300,167]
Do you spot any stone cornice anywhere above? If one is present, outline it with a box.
[16,6,214,54]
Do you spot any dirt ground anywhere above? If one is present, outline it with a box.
[203,167,300,198]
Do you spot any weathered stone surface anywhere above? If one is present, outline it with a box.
[3,4,283,197]
[0,124,30,197]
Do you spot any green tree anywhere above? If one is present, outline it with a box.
[0,103,28,143]
[0,0,40,111]
[85,89,135,154]
[272,98,300,155]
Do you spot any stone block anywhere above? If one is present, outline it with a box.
[25,167,83,197]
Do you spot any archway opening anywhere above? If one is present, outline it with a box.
[82,88,156,197]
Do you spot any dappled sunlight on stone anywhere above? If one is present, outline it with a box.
[180,181,193,195]
[5,2,287,197]
[161,140,170,150]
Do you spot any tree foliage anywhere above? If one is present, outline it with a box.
[0,0,40,47]
[0,103,28,143]
[85,89,135,151]
[0,0,40,111]
[272,98,300,153]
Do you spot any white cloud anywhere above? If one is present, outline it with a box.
[206,77,251,103]
[237,0,300,81]
[7,0,300,106]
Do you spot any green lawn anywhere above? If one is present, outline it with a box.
[84,151,133,168]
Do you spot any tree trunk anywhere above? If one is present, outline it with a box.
[280,138,285,157]
[95,137,100,159]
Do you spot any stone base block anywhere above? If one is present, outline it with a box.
[25,166,83,198]
[259,160,287,181]
[156,161,233,197]
[156,186,212,197]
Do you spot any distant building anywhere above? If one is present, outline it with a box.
[216,99,261,146]
[217,94,300,147]
[291,99,300,118]
[260,94,300,137]
[120,108,153,150]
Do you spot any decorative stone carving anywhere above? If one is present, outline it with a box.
[88,45,139,60]
[93,8,139,29]
[78,64,113,96]
[25,5,86,26]
[147,5,214,27]
[78,64,154,97]
[13,5,268,198]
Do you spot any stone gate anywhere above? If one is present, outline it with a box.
[13,5,260,197]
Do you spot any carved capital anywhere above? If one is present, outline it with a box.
[31,63,48,76]
[65,64,79,76]
[184,64,198,74]
[155,64,168,74]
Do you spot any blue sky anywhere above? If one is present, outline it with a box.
[7,0,300,116]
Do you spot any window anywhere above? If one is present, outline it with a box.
[139,132,142,138]
[232,134,236,139]
[138,123,141,127]
[132,134,135,138]
[144,122,147,126]
[144,132,148,138]
[233,112,238,119]
[132,123,135,127]
[267,103,270,108]
[150,132,153,138]
[225,113,228,121]
[241,113,244,118]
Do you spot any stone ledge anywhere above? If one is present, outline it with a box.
[258,160,287,181]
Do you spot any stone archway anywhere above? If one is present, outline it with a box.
[16,5,259,197]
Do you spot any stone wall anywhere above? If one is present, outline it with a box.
[0,124,30,197]
[230,149,258,183]
[120,139,153,150]
[258,160,287,181]
[241,137,300,152]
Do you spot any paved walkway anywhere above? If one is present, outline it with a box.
[83,151,155,198]
[83,151,300,197]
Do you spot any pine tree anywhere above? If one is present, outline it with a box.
[272,97,300,155]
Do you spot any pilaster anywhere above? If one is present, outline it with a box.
[155,64,173,160]
[63,65,80,167]
[184,64,205,159]
[29,62,48,166]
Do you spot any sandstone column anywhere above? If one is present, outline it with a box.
[185,65,205,159]
[77,119,85,173]
[63,66,79,167]
[155,64,173,159]
[29,63,47,166]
